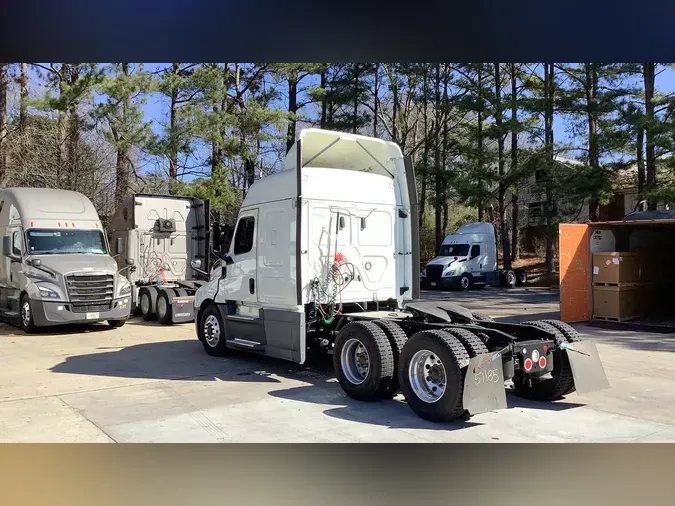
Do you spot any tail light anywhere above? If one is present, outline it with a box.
[539,356,547,369]
[523,358,533,372]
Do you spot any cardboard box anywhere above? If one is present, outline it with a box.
[593,285,644,319]
[592,252,645,284]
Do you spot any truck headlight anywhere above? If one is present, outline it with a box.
[38,286,60,299]
[119,281,131,296]
[447,270,456,276]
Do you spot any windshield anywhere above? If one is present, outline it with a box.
[26,229,108,255]
[438,244,470,257]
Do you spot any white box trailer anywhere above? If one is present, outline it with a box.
[193,129,609,423]
[108,194,212,325]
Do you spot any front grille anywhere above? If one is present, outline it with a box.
[71,303,112,313]
[66,274,114,305]
[425,264,444,281]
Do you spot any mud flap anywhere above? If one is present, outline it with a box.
[562,341,610,394]
[463,353,508,415]
[171,298,195,324]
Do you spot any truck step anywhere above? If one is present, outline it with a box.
[227,338,265,351]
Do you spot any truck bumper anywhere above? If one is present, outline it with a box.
[30,297,131,327]
[422,276,462,289]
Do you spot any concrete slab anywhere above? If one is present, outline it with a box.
[1,288,674,443]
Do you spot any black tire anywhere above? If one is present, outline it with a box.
[511,320,575,400]
[108,320,126,329]
[139,287,158,321]
[515,269,527,287]
[472,312,495,322]
[398,330,470,422]
[503,270,517,288]
[459,274,472,291]
[333,321,395,402]
[443,328,489,358]
[372,319,409,398]
[156,288,174,325]
[199,304,230,357]
[20,294,37,334]
[539,319,581,343]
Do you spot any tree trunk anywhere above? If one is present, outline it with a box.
[352,64,360,134]
[320,70,327,129]
[391,68,399,143]
[510,63,520,261]
[19,63,28,131]
[286,72,298,153]
[643,63,657,210]
[637,123,645,208]
[477,68,484,222]
[373,63,379,137]
[544,63,556,274]
[433,64,443,253]
[495,63,512,270]
[419,68,428,232]
[66,64,81,191]
[114,63,131,209]
[587,64,601,222]
[168,63,179,184]
[0,63,7,186]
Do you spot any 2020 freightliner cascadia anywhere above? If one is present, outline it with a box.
[0,188,131,332]
[193,129,610,423]
[108,193,212,325]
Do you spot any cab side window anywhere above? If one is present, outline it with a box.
[471,245,480,258]
[233,216,255,255]
[12,231,23,256]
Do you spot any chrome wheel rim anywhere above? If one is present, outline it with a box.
[21,301,31,328]
[157,296,167,318]
[341,338,370,385]
[508,272,516,285]
[203,314,220,347]
[140,293,150,314]
[461,276,470,289]
[408,349,447,403]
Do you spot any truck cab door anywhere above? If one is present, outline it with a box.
[220,209,259,305]
[469,244,484,278]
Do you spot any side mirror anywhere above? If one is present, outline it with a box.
[31,258,42,267]
[125,258,135,266]
[223,253,234,266]
[116,237,124,255]
[2,236,11,258]
[190,258,202,270]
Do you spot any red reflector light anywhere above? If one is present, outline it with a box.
[523,358,533,371]
[542,344,548,353]
[539,356,547,368]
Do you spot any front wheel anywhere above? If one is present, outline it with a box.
[108,320,126,329]
[459,274,471,291]
[502,270,516,288]
[198,304,230,357]
[20,294,37,334]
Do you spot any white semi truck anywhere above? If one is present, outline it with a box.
[422,222,528,290]
[0,188,132,332]
[108,193,213,325]
[192,129,609,423]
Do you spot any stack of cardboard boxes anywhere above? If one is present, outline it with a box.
[592,252,649,321]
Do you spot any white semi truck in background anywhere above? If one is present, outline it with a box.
[108,193,214,325]
[192,128,609,423]
[0,188,131,332]
[422,222,528,290]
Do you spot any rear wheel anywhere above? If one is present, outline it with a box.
[139,287,158,321]
[333,321,394,402]
[372,319,409,398]
[156,288,174,325]
[503,270,517,288]
[399,330,470,422]
[539,319,581,343]
[472,312,495,322]
[515,269,527,286]
[511,320,575,400]
[199,304,230,357]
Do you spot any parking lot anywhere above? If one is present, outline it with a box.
[1,287,674,442]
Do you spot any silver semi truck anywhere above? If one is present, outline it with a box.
[0,188,132,333]
[108,193,212,325]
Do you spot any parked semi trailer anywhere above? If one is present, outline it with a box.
[193,129,609,422]
[0,188,131,332]
[422,222,527,290]
[108,193,212,325]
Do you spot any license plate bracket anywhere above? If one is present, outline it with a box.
[86,312,100,320]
